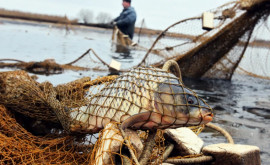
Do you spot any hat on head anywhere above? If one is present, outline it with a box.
[123,0,131,3]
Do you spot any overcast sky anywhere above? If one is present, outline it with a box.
[0,0,233,29]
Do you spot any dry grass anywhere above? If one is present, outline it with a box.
[0,8,77,24]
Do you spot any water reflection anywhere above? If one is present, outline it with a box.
[183,77,270,164]
[243,106,270,119]
[115,44,132,59]
[109,44,133,75]
[111,43,133,61]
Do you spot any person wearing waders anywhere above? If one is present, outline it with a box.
[112,0,137,40]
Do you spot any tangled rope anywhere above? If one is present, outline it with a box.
[0,59,235,165]
[163,122,234,164]
[94,60,234,165]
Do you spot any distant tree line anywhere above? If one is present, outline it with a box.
[78,9,112,24]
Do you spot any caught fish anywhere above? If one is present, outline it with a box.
[69,67,213,133]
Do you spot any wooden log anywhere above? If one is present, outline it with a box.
[124,129,144,158]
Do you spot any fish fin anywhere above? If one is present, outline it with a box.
[120,112,151,130]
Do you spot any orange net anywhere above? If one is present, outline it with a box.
[0,104,169,164]
[127,0,270,81]
[0,105,96,164]
[0,63,211,164]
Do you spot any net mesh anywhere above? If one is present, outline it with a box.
[65,0,270,81]
[67,67,212,134]
[1,0,270,80]
[3,0,270,163]
[0,65,209,164]
[141,0,270,80]
[0,105,96,164]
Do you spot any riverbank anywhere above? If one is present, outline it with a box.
[1,8,270,49]
[0,8,163,36]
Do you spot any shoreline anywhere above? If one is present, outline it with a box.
[0,8,195,39]
[1,8,270,49]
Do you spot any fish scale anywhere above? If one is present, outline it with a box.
[69,67,213,133]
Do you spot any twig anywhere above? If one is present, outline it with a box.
[138,130,157,165]
[119,128,140,165]
[162,143,174,162]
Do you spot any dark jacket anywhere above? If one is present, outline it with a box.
[114,6,136,39]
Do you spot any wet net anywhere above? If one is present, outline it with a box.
[0,104,97,164]
[0,104,166,164]
[1,0,270,80]
[67,66,212,134]
[0,0,270,80]
[65,0,270,81]
[3,1,265,164]
[64,0,270,81]
[0,61,213,164]
[138,0,270,80]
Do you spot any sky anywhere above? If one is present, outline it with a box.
[0,0,233,30]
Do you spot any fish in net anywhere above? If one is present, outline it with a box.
[67,66,213,134]
[0,61,213,164]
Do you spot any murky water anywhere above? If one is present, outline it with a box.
[184,78,270,164]
[0,19,270,164]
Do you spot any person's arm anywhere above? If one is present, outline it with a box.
[114,15,121,22]
[116,10,136,26]
[111,10,123,24]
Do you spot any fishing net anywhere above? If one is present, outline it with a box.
[1,0,270,80]
[112,26,133,47]
[66,0,270,80]
[0,58,90,75]
[0,104,168,164]
[67,66,212,134]
[0,70,119,126]
[3,1,265,164]
[0,62,212,164]
[139,0,270,80]
[0,104,97,164]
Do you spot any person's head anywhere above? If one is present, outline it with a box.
[122,0,131,8]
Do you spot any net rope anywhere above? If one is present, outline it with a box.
[1,1,270,80]
[3,2,265,164]
[0,60,235,164]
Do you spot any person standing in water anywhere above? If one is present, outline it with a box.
[112,0,137,40]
